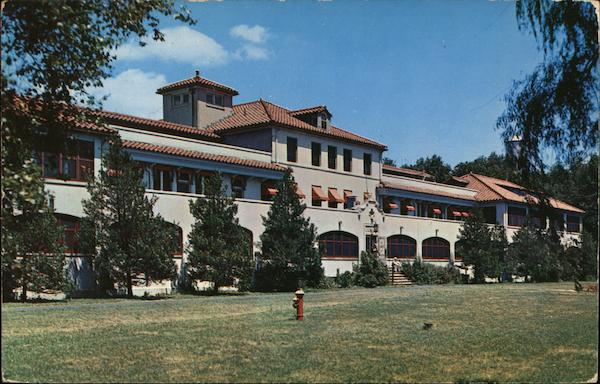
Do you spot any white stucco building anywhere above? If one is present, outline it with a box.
[39,72,585,293]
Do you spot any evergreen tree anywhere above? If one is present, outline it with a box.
[79,138,176,297]
[506,224,565,282]
[2,206,69,302]
[457,211,508,283]
[256,171,323,291]
[186,173,253,293]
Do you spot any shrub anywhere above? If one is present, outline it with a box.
[337,271,354,288]
[353,251,388,288]
[401,261,461,285]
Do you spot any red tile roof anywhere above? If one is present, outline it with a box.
[95,110,220,141]
[156,75,239,96]
[206,99,387,149]
[7,94,116,135]
[380,181,477,201]
[289,105,332,118]
[459,173,584,213]
[122,140,285,172]
[382,164,434,180]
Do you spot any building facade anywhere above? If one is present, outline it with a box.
[40,73,585,294]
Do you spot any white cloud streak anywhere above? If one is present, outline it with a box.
[89,69,166,119]
[114,26,229,67]
[230,24,269,44]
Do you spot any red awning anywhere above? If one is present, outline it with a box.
[363,192,371,201]
[344,190,353,200]
[461,212,470,217]
[452,211,462,216]
[406,205,416,211]
[328,188,344,203]
[312,186,328,201]
[388,203,399,209]
[295,184,306,199]
[433,208,442,214]
[266,188,278,196]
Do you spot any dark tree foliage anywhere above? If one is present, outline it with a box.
[403,155,452,182]
[382,157,397,167]
[255,171,323,291]
[457,210,508,283]
[1,209,69,302]
[352,251,389,288]
[498,0,598,176]
[506,224,567,282]
[79,139,176,297]
[452,152,523,184]
[187,174,254,293]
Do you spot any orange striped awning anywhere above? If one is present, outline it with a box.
[312,186,328,201]
[461,212,470,217]
[433,208,442,215]
[388,202,399,209]
[452,211,462,216]
[328,188,344,203]
[294,184,306,199]
[266,188,278,196]
[406,205,416,211]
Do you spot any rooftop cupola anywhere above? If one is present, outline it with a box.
[289,105,332,130]
[156,70,239,129]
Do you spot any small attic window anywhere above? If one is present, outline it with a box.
[206,93,224,107]
[172,94,189,107]
[319,113,328,129]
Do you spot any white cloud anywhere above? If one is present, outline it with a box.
[90,69,166,119]
[235,44,270,61]
[230,24,269,44]
[114,26,229,66]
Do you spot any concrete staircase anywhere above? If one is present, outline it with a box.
[388,268,413,286]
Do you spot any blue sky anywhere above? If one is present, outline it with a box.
[98,0,544,167]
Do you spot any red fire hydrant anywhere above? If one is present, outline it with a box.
[292,289,304,320]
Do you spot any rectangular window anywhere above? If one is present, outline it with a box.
[343,190,353,210]
[153,166,172,191]
[343,149,352,172]
[182,94,189,104]
[287,137,298,162]
[206,94,214,105]
[173,94,181,106]
[508,206,526,227]
[36,139,95,181]
[195,173,205,195]
[483,206,497,224]
[566,215,581,233]
[311,142,321,166]
[176,170,192,193]
[363,153,372,175]
[231,176,246,199]
[215,94,224,107]
[328,145,337,170]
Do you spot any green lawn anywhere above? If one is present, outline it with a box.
[2,283,597,383]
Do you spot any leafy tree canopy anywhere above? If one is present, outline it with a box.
[497,0,598,175]
[402,155,452,182]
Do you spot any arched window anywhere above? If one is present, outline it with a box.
[454,240,465,261]
[387,235,416,258]
[163,222,184,256]
[422,237,450,260]
[319,231,358,259]
[55,214,81,254]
